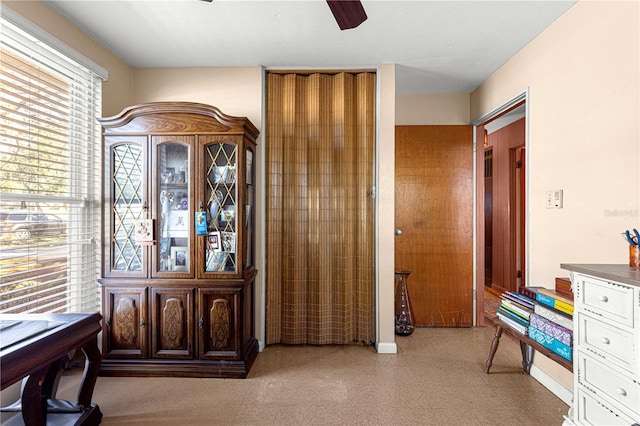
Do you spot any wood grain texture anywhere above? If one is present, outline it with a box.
[98,102,258,378]
[265,72,376,345]
[395,125,473,327]
[486,118,525,294]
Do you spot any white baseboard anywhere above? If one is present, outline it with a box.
[375,341,397,354]
[530,364,573,405]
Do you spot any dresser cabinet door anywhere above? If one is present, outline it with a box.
[576,388,635,426]
[577,312,638,373]
[198,288,240,360]
[151,287,194,359]
[578,352,640,418]
[103,287,148,358]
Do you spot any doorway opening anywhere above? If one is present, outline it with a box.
[473,92,528,325]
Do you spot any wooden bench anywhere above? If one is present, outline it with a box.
[484,315,573,374]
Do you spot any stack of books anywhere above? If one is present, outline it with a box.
[495,290,535,335]
[521,285,573,362]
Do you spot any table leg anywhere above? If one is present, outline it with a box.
[485,325,503,374]
[20,365,49,426]
[77,338,101,407]
[520,341,534,374]
[41,357,67,399]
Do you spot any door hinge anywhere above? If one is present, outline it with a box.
[370,186,376,199]
[515,161,522,169]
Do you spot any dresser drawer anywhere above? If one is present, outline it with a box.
[577,276,634,328]
[577,352,640,417]
[576,388,636,426]
[577,312,638,373]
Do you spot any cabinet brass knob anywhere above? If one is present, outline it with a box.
[599,295,608,302]
[601,337,610,345]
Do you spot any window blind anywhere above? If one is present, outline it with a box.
[0,16,103,314]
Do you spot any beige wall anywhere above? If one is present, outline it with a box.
[133,67,263,129]
[4,2,399,352]
[396,93,470,125]
[13,0,639,386]
[3,2,134,117]
[377,64,397,353]
[131,67,270,348]
[471,0,639,394]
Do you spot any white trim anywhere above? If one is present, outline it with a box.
[375,342,397,354]
[530,364,573,406]
[472,88,531,318]
[471,89,528,126]
[1,5,109,80]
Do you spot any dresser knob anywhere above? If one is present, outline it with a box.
[615,388,627,396]
[598,295,608,302]
[601,337,610,344]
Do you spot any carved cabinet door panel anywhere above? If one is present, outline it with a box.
[197,288,240,360]
[103,287,148,358]
[151,287,194,359]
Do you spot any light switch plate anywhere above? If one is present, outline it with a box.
[546,189,563,209]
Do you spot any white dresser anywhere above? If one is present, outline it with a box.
[562,264,640,426]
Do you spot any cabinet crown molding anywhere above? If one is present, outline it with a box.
[98,102,259,138]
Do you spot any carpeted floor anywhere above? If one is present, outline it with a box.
[50,325,569,425]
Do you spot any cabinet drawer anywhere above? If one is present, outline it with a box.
[578,276,634,328]
[577,312,637,373]
[577,352,640,417]
[576,388,635,426]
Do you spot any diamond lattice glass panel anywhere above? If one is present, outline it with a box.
[204,142,237,273]
[112,144,143,271]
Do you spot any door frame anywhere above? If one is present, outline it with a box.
[472,89,529,326]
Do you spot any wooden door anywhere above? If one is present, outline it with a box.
[103,286,148,358]
[150,287,194,359]
[395,126,473,327]
[198,288,240,360]
[485,118,525,294]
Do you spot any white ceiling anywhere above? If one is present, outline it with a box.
[45,0,576,93]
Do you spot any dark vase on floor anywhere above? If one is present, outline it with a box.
[394,270,415,336]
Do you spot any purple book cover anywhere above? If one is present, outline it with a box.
[529,312,572,346]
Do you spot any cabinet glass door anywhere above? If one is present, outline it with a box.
[204,142,237,273]
[157,142,190,273]
[111,142,144,273]
[245,147,254,269]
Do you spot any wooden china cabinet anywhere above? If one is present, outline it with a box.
[98,102,258,378]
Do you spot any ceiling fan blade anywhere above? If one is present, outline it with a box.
[326,0,368,30]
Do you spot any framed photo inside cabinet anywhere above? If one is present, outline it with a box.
[170,246,188,271]
[207,231,221,252]
[246,150,253,185]
[168,210,189,238]
[221,231,236,253]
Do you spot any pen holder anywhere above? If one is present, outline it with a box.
[630,245,640,268]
